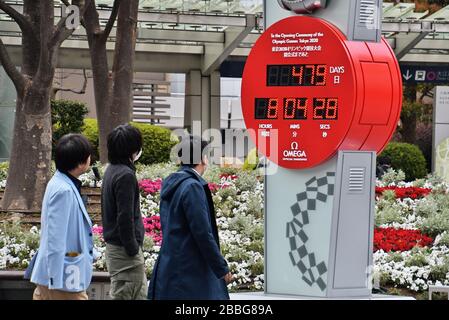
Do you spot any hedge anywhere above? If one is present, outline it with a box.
[51,100,88,144]
[378,142,428,181]
[82,119,177,165]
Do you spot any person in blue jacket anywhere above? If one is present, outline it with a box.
[29,134,94,300]
[148,135,234,300]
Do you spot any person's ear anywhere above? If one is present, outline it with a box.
[202,154,209,166]
[81,156,91,171]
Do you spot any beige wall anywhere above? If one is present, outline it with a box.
[53,69,169,119]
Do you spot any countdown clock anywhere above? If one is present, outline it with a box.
[241,16,402,169]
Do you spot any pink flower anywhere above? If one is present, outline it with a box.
[220,173,238,180]
[143,216,163,245]
[92,226,103,235]
[208,183,220,193]
[139,179,163,195]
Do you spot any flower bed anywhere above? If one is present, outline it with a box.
[1,164,265,292]
[373,228,433,252]
[1,165,449,296]
[375,187,432,200]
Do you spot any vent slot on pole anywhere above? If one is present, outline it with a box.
[348,167,365,193]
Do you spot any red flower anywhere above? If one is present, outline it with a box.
[139,179,163,195]
[373,227,433,252]
[143,216,163,245]
[219,173,238,180]
[375,187,431,200]
[208,183,220,193]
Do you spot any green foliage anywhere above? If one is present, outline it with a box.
[131,122,178,165]
[404,252,428,268]
[216,186,238,202]
[229,215,255,236]
[82,118,100,161]
[249,259,264,276]
[220,167,240,176]
[435,232,449,247]
[0,221,39,249]
[0,221,39,267]
[420,207,449,238]
[381,189,397,202]
[429,263,449,282]
[386,252,404,263]
[415,197,439,219]
[0,162,8,180]
[379,143,427,181]
[234,171,259,192]
[401,101,429,124]
[243,148,259,171]
[246,239,264,254]
[81,119,178,165]
[245,193,264,220]
[375,199,406,226]
[51,100,88,143]
[380,168,406,186]
[135,162,179,181]
[143,234,155,252]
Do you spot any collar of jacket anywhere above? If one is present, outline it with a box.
[180,166,208,186]
[54,170,92,227]
[61,171,82,192]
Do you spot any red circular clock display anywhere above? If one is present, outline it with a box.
[241,16,402,169]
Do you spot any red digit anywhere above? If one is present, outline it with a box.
[297,98,308,119]
[292,66,304,85]
[313,98,326,119]
[284,98,296,119]
[315,65,327,86]
[326,98,338,119]
[268,98,279,119]
[305,65,316,85]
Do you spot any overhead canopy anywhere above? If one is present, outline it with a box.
[1,1,449,72]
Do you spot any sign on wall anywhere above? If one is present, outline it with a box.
[433,86,449,180]
[401,65,449,85]
[0,67,16,161]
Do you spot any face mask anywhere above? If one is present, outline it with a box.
[134,149,143,162]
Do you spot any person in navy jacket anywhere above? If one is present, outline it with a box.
[148,135,234,300]
[30,134,94,300]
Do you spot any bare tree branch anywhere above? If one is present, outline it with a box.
[53,69,89,96]
[83,0,103,38]
[0,37,26,93]
[0,0,36,37]
[51,0,93,48]
[102,0,122,41]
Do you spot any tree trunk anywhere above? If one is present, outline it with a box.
[85,35,113,163]
[84,0,139,163]
[0,0,89,211]
[110,0,138,125]
[1,87,52,212]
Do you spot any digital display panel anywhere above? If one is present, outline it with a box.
[241,16,402,169]
[255,97,338,120]
[267,64,327,86]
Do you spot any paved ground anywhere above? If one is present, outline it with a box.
[230,292,415,300]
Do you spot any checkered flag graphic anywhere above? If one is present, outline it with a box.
[286,172,335,291]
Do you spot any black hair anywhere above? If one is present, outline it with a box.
[107,124,143,165]
[55,134,92,172]
[177,135,210,168]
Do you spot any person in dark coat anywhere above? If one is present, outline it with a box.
[148,135,233,300]
[102,124,147,300]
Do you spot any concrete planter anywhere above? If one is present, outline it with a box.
[0,271,112,300]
